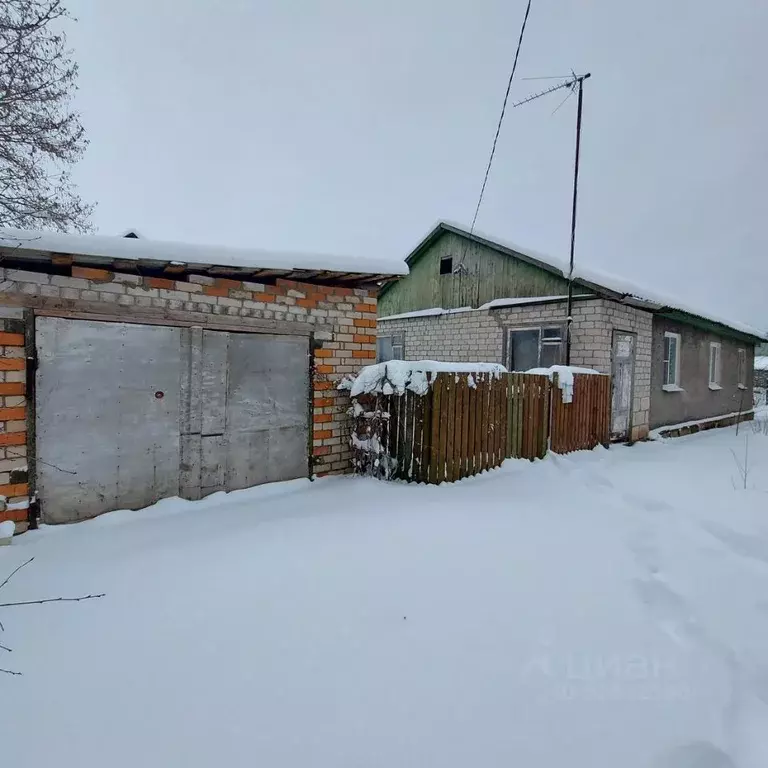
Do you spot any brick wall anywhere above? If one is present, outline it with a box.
[0,266,376,529]
[379,296,654,441]
[0,311,28,528]
[379,309,503,361]
[568,299,653,440]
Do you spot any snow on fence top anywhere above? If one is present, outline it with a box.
[755,356,768,372]
[524,364,602,404]
[0,227,409,277]
[341,360,507,397]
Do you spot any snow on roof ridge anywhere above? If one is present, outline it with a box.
[436,221,767,341]
[378,306,474,322]
[380,296,582,322]
[0,226,409,276]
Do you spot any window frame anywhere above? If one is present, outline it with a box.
[662,331,682,391]
[439,256,453,275]
[737,348,747,390]
[376,333,404,363]
[507,325,564,371]
[708,341,722,390]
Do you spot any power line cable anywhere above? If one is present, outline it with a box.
[468,0,533,236]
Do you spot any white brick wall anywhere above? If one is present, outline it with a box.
[379,309,503,363]
[379,297,654,440]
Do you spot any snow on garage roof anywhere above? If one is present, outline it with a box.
[0,227,408,282]
[404,222,767,342]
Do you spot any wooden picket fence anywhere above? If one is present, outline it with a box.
[550,372,612,454]
[506,373,551,460]
[353,370,611,484]
[380,372,507,483]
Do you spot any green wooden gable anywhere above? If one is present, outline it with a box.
[378,224,589,317]
[378,222,766,345]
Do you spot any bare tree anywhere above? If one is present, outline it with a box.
[0,0,93,232]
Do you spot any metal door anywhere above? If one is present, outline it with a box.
[610,331,636,441]
[37,318,310,523]
[36,317,183,523]
[180,329,309,499]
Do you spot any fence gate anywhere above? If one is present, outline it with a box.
[36,317,309,523]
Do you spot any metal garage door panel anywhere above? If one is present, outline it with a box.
[36,317,182,523]
[217,332,309,491]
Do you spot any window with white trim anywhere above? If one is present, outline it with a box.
[662,332,681,388]
[507,327,563,371]
[708,342,721,389]
[377,333,404,362]
[738,348,747,389]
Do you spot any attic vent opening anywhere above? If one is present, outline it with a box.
[439,256,453,275]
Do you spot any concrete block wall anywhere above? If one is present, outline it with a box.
[0,267,376,529]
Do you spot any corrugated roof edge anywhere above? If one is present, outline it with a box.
[387,220,767,342]
[0,227,409,279]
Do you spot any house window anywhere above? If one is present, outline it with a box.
[508,327,563,371]
[662,332,681,389]
[377,333,404,362]
[439,256,453,275]
[709,342,721,389]
[738,348,747,389]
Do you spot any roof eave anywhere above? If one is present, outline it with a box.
[0,245,401,289]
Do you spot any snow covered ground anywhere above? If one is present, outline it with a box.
[2,418,768,767]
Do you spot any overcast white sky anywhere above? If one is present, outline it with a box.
[65,1,767,330]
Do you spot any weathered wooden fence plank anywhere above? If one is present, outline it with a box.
[515,373,524,459]
[474,376,483,472]
[411,394,423,481]
[460,377,471,478]
[454,376,466,479]
[445,373,457,482]
[468,378,476,474]
[497,375,507,465]
[420,383,432,481]
[429,375,442,484]
[439,375,451,483]
[488,377,499,469]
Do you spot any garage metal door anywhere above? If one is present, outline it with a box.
[36,317,309,523]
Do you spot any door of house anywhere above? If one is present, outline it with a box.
[35,316,309,523]
[610,331,636,441]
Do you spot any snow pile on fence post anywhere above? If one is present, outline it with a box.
[524,364,602,404]
[340,360,507,398]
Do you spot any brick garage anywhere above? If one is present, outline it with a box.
[0,230,403,530]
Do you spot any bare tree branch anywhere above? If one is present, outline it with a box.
[0,0,94,231]
[0,593,105,607]
[0,557,105,677]
[0,556,34,591]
